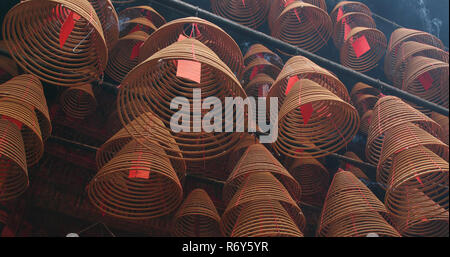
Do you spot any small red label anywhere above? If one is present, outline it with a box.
[130,41,143,60]
[285,76,299,95]
[337,7,344,21]
[352,35,371,58]
[300,103,313,125]
[59,11,80,48]
[177,60,201,83]
[249,65,261,80]
[2,115,23,130]
[418,72,433,91]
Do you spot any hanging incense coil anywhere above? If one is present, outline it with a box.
[88,0,119,50]
[0,100,43,167]
[118,39,246,162]
[332,12,376,49]
[172,189,221,237]
[88,140,183,220]
[359,110,373,136]
[274,79,359,159]
[377,122,448,186]
[270,1,332,53]
[385,145,448,237]
[392,41,449,89]
[241,58,281,85]
[223,144,302,204]
[340,27,387,72]
[403,56,449,109]
[0,74,52,142]
[353,93,379,116]
[350,82,380,99]
[2,0,108,87]
[60,84,97,120]
[286,156,329,206]
[245,73,274,98]
[243,44,284,69]
[431,112,449,145]
[224,133,259,174]
[96,112,186,179]
[105,31,149,83]
[385,28,445,81]
[267,56,351,109]
[268,0,327,31]
[220,172,306,237]
[0,120,28,202]
[210,0,270,29]
[119,5,166,28]
[340,152,369,180]
[329,1,372,23]
[317,171,400,237]
[366,96,443,166]
[231,199,304,237]
[138,17,244,77]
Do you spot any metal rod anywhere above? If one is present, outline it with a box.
[150,0,449,116]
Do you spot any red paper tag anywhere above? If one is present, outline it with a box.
[178,34,187,41]
[416,176,424,186]
[294,9,301,23]
[352,35,371,58]
[242,0,246,7]
[249,65,261,80]
[1,115,23,129]
[285,76,299,95]
[337,7,344,21]
[344,22,351,40]
[300,103,313,125]
[130,24,142,33]
[129,152,150,179]
[59,11,80,48]
[418,72,433,91]
[130,41,143,60]
[345,163,353,170]
[177,60,201,83]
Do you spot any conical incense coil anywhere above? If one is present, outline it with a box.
[220,172,306,237]
[385,145,448,237]
[329,1,372,24]
[0,74,52,142]
[286,156,329,206]
[270,2,332,53]
[275,79,359,159]
[353,93,379,116]
[118,39,246,161]
[172,189,221,237]
[119,17,158,37]
[340,152,369,180]
[0,120,28,202]
[241,57,281,86]
[431,112,449,145]
[88,140,183,220]
[340,27,387,73]
[105,31,149,83]
[230,199,304,237]
[377,122,448,185]
[60,84,97,120]
[366,96,443,166]
[403,56,449,109]
[243,44,283,69]
[245,73,274,98]
[224,133,259,174]
[333,12,376,49]
[317,171,399,237]
[266,56,351,109]
[118,5,166,28]
[359,110,373,136]
[268,0,327,31]
[138,17,244,78]
[88,0,119,51]
[96,112,186,179]
[392,41,449,89]
[0,100,43,167]
[2,0,108,87]
[210,0,271,29]
[350,82,380,100]
[223,144,302,204]
[385,28,444,81]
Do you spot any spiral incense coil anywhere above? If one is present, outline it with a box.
[241,58,281,85]
[96,112,186,179]
[287,156,329,206]
[271,2,332,53]
[2,0,108,87]
[268,0,327,31]
[267,56,351,109]
[274,79,359,159]
[385,145,448,237]
[332,12,376,49]
[210,0,270,29]
[172,189,221,237]
[231,199,304,237]
[88,140,183,220]
[353,94,379,116]
[245,73,274,98]
[223,144,302,204]
[340,152,369,180]
[340,27,387,72]
[317,171,399,237]
[118,39,246,162]
[138,17,244,77]
[0,100,43,167]
[0,74,52,142]
[366,96,443,166]
[88,0,119,51]
[403,56,449,108]
[224,133,258,173]
[0,120,28,202]
[105,31,149,83]
[392,41,449,89]
[119,5,166,28]
[329,1,372,23]
[431,112,449,145]
[350,82,380,100]
[359,110,373,136]
[60,84,97,120]
[243,44,284,69]
[220,172,306,237]
[377,122,448,185]
[385,28,445,81]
